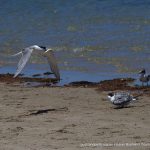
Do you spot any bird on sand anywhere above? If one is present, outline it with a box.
[12,45,60,80]
[107,91,137,108]
[138,69,150,86]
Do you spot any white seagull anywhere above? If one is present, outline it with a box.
[12,45,60,80]
[107,91,137,108]
[139,69,150,86]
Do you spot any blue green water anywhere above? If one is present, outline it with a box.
[0,0,150,84]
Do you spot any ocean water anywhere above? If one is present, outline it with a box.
[0,0,150,84]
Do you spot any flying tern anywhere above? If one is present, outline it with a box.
[12,45,60,80]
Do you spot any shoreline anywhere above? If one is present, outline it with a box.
[1,73,150,92]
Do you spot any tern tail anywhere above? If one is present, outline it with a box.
[132,93,143,101]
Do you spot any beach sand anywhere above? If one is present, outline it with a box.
[0,80,150,150]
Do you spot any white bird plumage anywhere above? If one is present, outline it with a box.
[12,45,60,80]
[108,91,136,108]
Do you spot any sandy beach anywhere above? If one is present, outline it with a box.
[0,80,150,150]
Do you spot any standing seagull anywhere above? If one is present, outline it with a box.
[139,69,150,86]
[12,45,60,80]
[107,91,137,108]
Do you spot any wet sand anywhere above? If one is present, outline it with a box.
[0,74,150,150]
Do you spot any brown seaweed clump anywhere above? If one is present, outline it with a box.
[98,78,135,91]
[65,78,150,95]
[65,81,100,88]
[65,78,135,89]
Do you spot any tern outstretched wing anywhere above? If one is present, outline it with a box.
[44,50,60,80]
[14,48,33,77]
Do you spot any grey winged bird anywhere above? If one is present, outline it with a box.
[12,45,60,80]
[107,92,136,108]
[138,69,150,86]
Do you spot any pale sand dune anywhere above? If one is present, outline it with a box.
[0,83,150,150]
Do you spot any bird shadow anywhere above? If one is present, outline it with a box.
[114,105,135,109]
